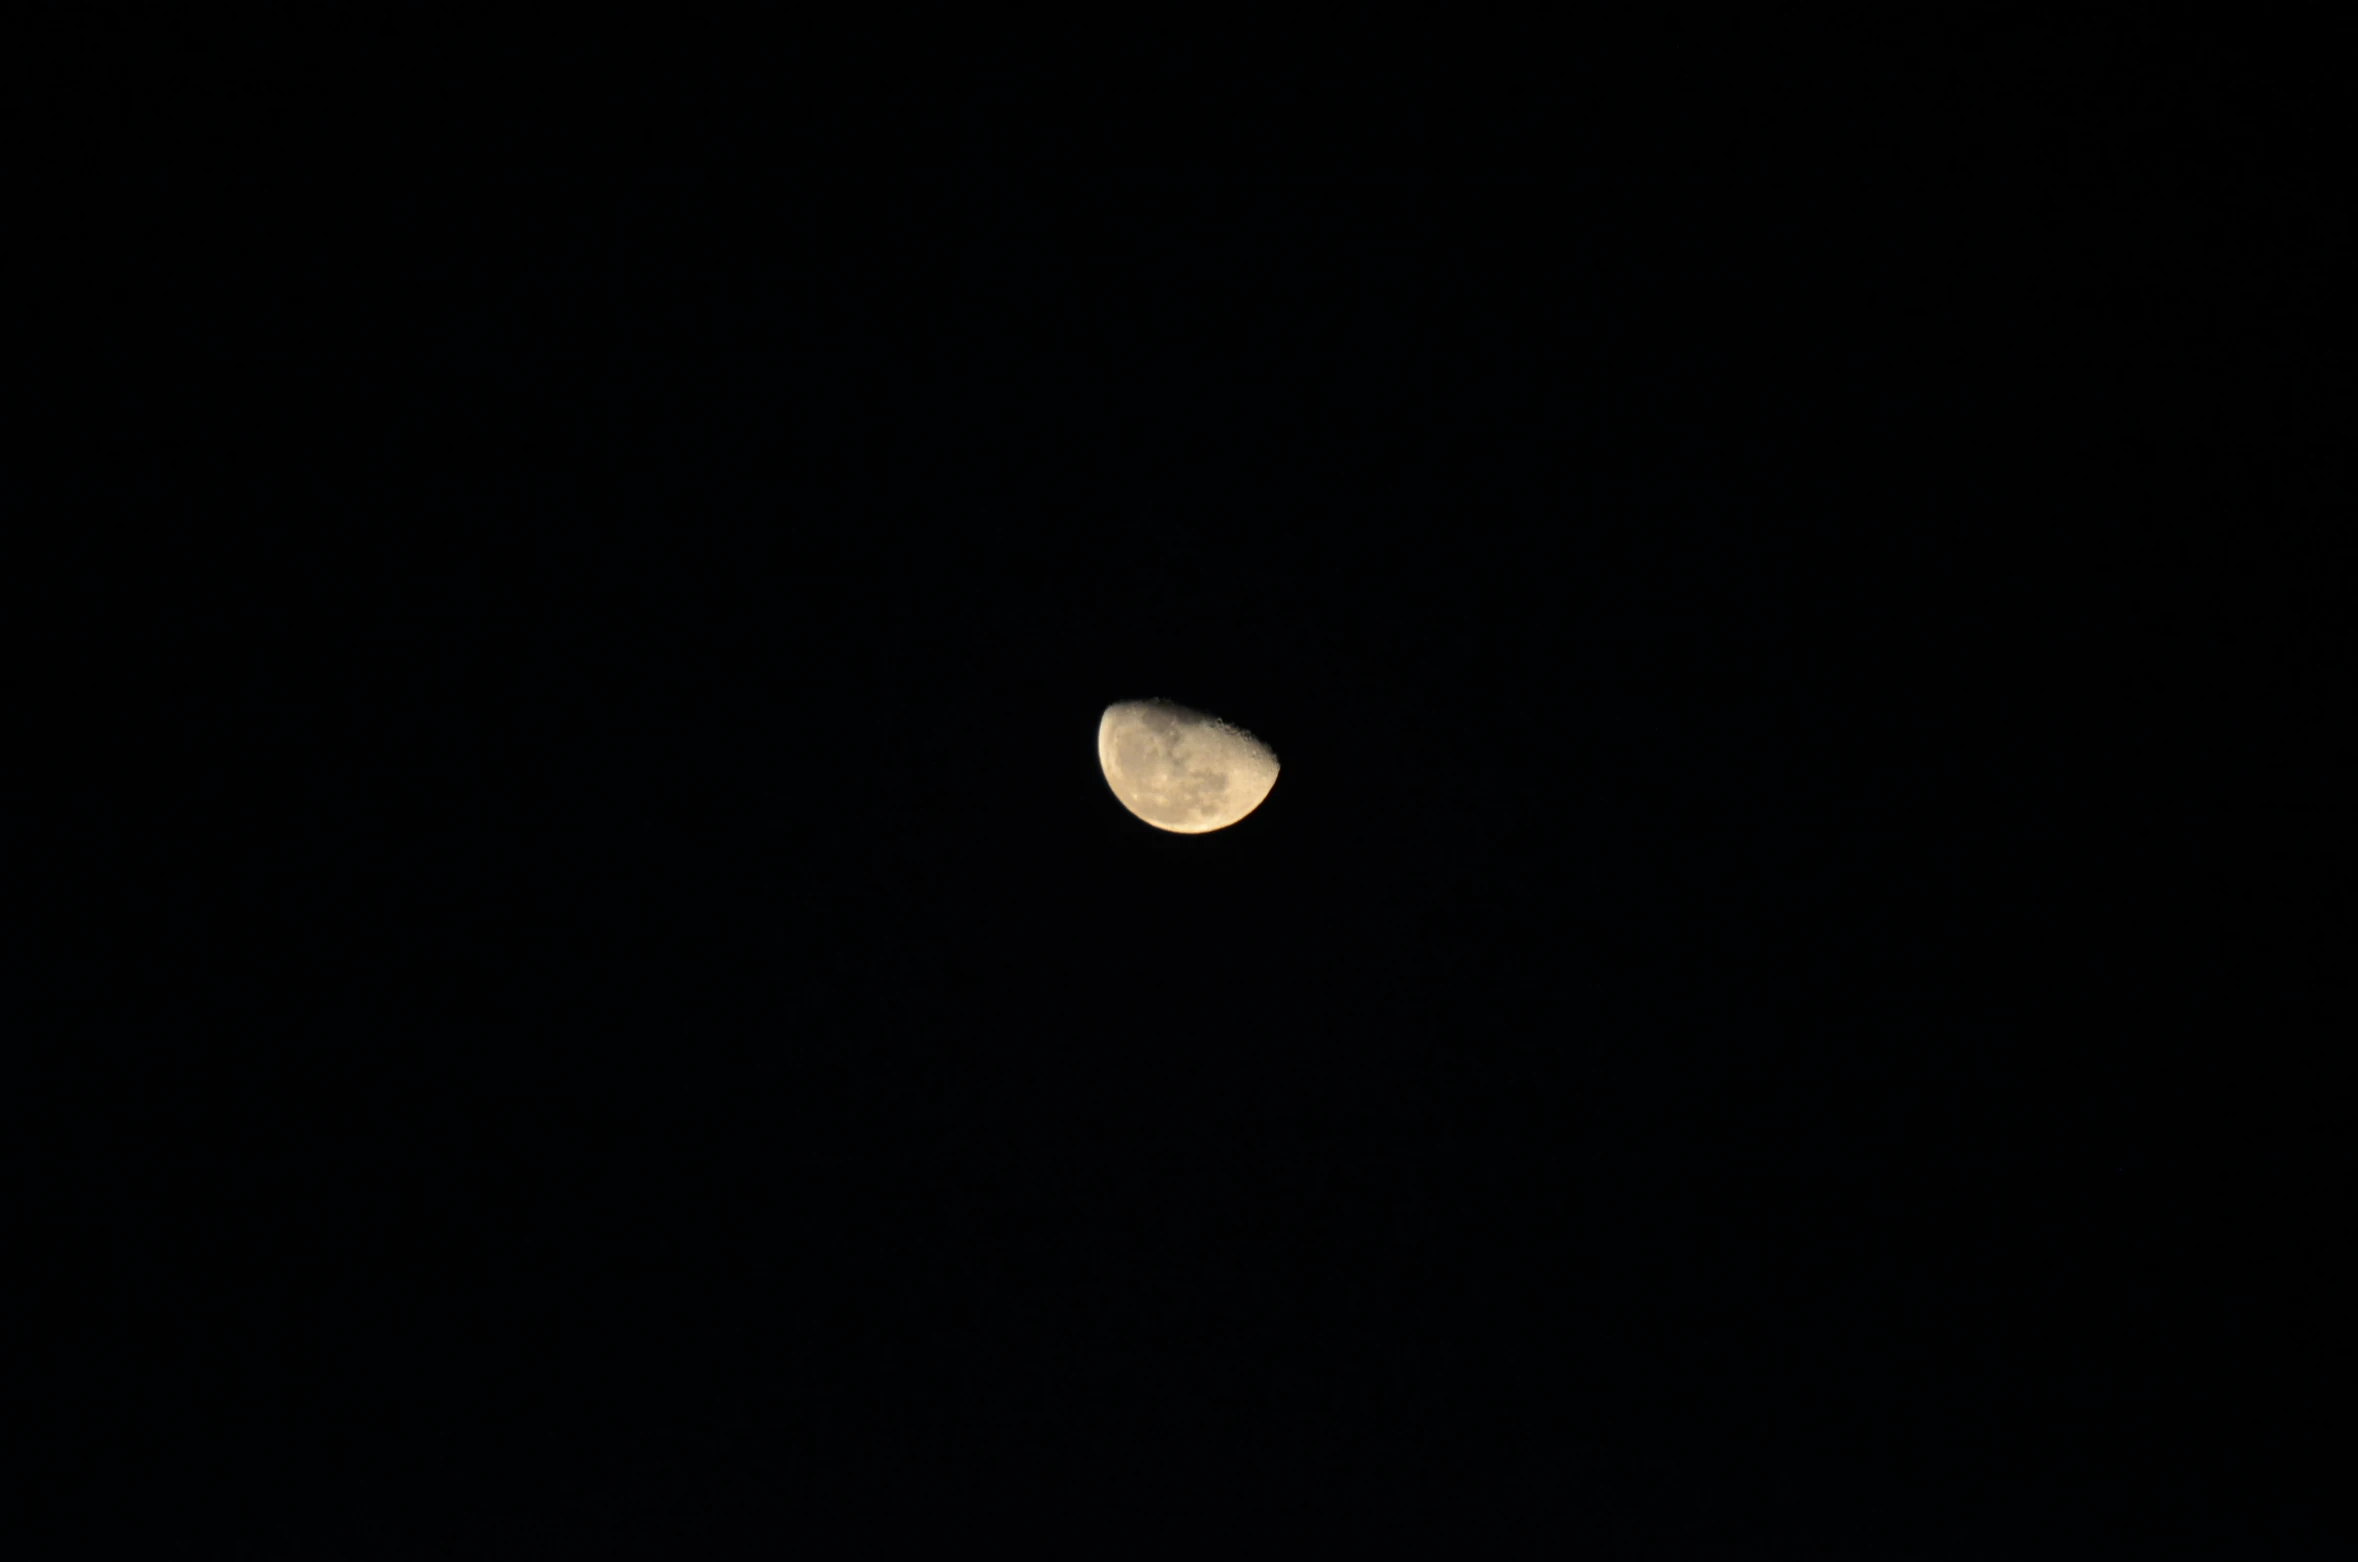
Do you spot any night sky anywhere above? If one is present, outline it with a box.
[32,16,2347,1557]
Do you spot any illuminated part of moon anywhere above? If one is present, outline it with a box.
[1098,698,1280,834]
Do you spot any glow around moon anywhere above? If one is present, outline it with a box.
[1097,698,1280,834]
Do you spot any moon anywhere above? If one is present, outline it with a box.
[1098,698,1281,833]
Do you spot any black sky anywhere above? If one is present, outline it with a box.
[29,15,2349,1557]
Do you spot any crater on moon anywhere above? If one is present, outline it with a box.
[1097,698,1280,834]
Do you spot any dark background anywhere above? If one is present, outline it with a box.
[28,13,2348,1556]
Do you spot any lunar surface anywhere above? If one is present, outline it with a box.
[1097,698,1280,833]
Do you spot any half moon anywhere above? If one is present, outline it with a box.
[1098,698,1280,834]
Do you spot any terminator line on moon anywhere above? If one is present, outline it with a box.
[1097,699,1281,833]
